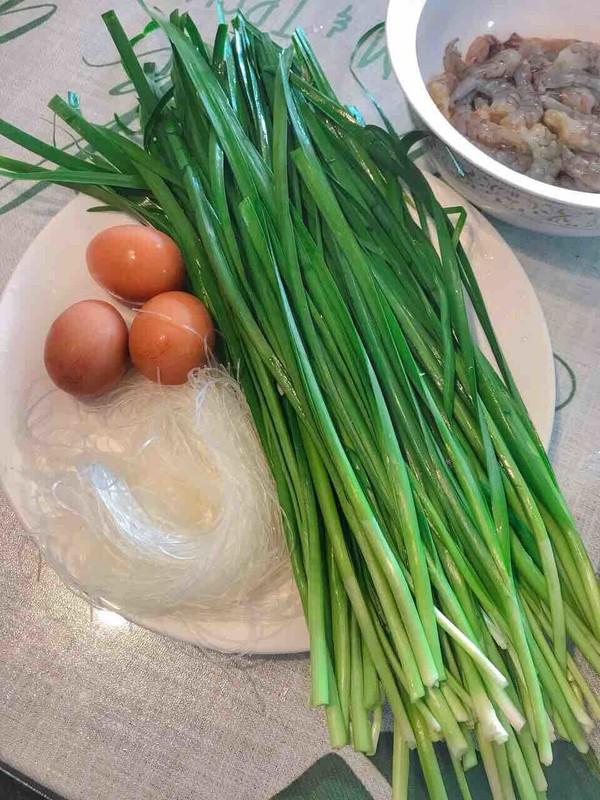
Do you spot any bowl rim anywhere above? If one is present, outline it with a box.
[386,0,600,210]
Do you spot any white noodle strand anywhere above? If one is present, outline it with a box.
[19,367,295,625]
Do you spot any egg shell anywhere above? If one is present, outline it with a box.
[86,224,185,305]
[129,291,215,385]
[44,300,129,397]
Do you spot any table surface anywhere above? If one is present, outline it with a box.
[1,2,600,799]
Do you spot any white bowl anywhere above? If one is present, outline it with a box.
[386,0,600,235]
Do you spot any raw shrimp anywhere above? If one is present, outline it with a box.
[544,108,600,154]
[521,124,563,182]
[473,47,522,79]
[488,87,523,122]
[540,92,599,122]
[429,73,458,117]
[483,66,542,128]
[454,104,534,173]
[538,69,600,93]
[511,61,544,126]
[444,39,467,78]
[557,87,597,114]
[509,35,578,57]
[508,35,577,72]
[450,76,486,104]
[561,148,600,190]
[452,77,513,106]
[554,42,600,74]
[465,35,499,66]
[557,173,579,189]
[452,48,522,103]
[428,33,600,189]
[541,95,585,116]
[479,143,533,173]
[452,105,530,153]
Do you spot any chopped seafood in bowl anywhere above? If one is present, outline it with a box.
[428,35,600,190]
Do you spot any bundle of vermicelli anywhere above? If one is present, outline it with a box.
[22,368,292,617]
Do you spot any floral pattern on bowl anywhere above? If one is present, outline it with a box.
[427,137,600,235]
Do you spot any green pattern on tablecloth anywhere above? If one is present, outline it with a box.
[369,734,600,799]
[369,733,492,799]
[274,754,372,799]
[274,736,600,799]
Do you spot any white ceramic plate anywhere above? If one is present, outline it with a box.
[0,174,555,654]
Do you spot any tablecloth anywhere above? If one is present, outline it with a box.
[1,2,600,799]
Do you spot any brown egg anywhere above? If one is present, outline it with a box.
[129,291,215,385]
[86,224,185,305]
[44,300,129,397]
